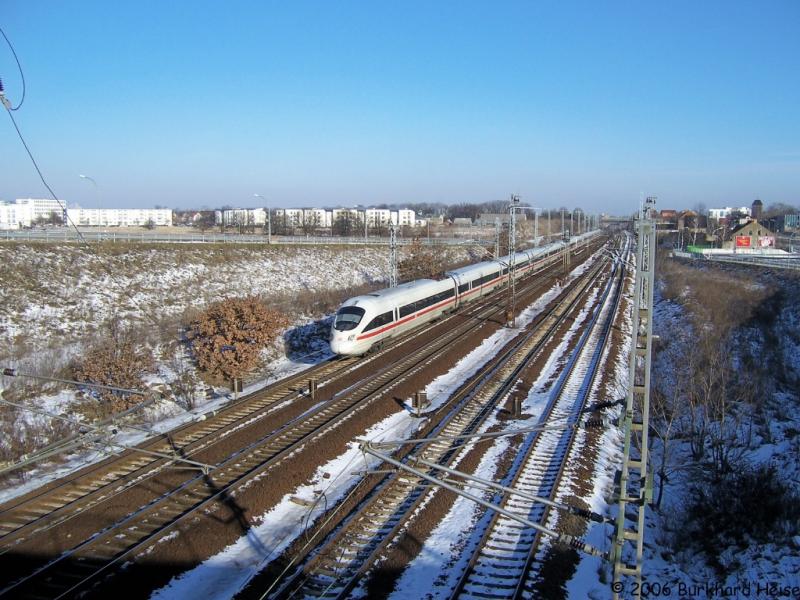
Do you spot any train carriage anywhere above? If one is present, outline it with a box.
[330,278,457,355]
[331,233,601,356]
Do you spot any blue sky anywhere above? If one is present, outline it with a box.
[1,1,798,214]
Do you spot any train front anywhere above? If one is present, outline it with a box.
[329,304,369,355]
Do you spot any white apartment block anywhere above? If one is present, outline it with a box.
[0,198,65,229]
[17,198,65,221]
[217,208,266,226]
[392,209,416,226]
[274,208,304,227]
[303,209,332,228]
[331,208,360,224]
[365,209,391,227]
[66,208,172,227]
[0,201,34,229]
[708,206,751,220]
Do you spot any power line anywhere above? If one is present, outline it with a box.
[0,25,26,110]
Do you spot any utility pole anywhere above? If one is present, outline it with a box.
[389,222,398,287]
[494,218,501,258]
[506,194,520,327]
[534,209,539,247]
[612,196,657,599]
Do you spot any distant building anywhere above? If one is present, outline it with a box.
[784,214,800,231]
[303,208,332,229]
[393,209,416,226]
[216,208,266,227]
[475,211,528,227]
[0,198,64,229]
[724,219,776,251]
[751,198,763,220]
[65,208,172,227]
[452,217,473,226]
[363,208,390,227]
[708,206,751,221]
[273,208,304,229]
[0,201,34,229]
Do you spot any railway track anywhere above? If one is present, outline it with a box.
[269,251,612,599]
[0,243,578,559]
[451,243,628,599]
[0,243,599,600]
[0,355,360,555]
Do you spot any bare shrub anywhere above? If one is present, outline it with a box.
[399,238,447,281]
[188,296,289,384]
[72,322,155,414]
[0,402,77,481]
[672,463,800,572]
[165,346,201,410]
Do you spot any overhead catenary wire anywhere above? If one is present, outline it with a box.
[0,25,25,110]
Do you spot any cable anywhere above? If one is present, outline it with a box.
[0,25,25,110]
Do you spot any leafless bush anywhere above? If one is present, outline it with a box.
[0,402,77,482]
[399,238,447,281]
[188,296,290,384]
[671,463,800,573]
[165,346,201,410]
[72,321,155,414]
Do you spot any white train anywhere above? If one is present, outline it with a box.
[330,243,567,356]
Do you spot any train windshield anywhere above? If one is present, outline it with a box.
[333,306,366,331]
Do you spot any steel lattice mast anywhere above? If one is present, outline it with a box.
[612,196,657,598]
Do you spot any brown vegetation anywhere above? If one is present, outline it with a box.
[72,322,155,414]
[398,238,447,281]
[188,296,290,384]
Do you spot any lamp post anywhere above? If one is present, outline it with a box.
[79,174,100,227]
[253,193,271,244]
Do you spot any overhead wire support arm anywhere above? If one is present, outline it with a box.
[361,441,609,560]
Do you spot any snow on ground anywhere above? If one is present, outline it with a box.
[0,243,471,501]
[388,257,607,599]
[0,349,331,505]
[149,249,604,600]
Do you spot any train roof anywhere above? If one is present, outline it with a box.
[342,278,452,308]
[446,260,501,278]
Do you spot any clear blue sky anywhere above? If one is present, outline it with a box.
[1,1,798,214]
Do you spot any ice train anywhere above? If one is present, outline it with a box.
[330,236,595,356]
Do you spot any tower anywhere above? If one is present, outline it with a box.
[752,198,763,220]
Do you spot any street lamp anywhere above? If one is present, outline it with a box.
[253,193,271,244]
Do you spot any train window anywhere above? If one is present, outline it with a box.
[363,310,394,332]
[399,303,416,318]
[334,306,366,331]
[458,282,470,294]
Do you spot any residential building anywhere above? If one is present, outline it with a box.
[303,208,332,229]
[16,198,65,222]
[365,209,391,227]
[0,201,35,229]
[65,208,173,227]
[393,209,416,226]
[217,208,266,226]
[708,206,751,220]
[274,208,304,228]
[0,198,65,229]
